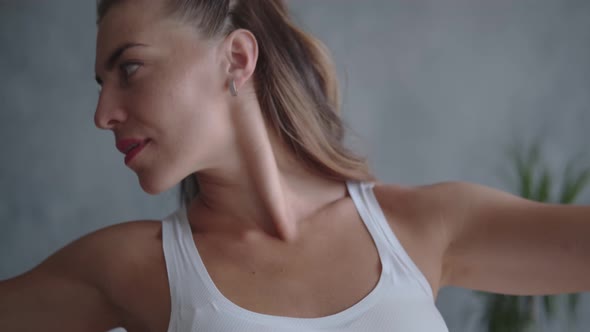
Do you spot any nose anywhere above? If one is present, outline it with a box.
[94,89,127,130]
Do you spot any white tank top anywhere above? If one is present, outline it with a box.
[161,180,449,331]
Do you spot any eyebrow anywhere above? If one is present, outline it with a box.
[95,42,148,85]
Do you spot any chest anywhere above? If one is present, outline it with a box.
[120,207,384,332]
[193,219,383,319]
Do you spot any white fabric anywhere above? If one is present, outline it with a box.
[161,180,449,331]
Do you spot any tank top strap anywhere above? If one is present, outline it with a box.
[161,207,213,331]
[345,180,394,276]
[345,180,434,299]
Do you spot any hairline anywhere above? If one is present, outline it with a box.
[97,0,191,26]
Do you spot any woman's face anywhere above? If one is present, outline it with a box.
[94,0,232,195]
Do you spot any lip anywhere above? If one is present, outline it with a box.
[124,141,149,165]
[115,138,151,166]
[116,138,150,154]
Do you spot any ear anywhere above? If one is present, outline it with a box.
[222,29,259,93]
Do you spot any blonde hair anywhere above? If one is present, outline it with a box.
[97,0,377,207]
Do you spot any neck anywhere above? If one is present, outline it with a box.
[186,99,347,243]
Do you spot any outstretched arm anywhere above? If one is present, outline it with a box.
[431,181,590,295]
[0,227,125,332]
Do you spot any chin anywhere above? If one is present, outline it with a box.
[137,175,178,196]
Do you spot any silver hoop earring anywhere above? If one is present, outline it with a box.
[229,79,238,97]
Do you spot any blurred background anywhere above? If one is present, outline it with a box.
[1,0,589,331]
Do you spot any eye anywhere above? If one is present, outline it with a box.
[120,62,141,81]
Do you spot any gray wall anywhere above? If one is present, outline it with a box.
[1,1,589,331]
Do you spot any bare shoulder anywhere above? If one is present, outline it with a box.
[49,218,170,332]
[372,180,455,214]
[0,218,168,332]
[30,218,164,292]
[371,181,457,299]
[65,219,164,285]
[85,219,172,332]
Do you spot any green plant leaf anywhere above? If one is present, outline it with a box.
[485,294,533,332]
[542,295,557,319]
[534,168,551,202]
[559,165,590,204]
[567,293,580,320]
[516,142,543,199]
[516,153,533,199]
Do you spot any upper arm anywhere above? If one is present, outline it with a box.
[423,181,590,295]
[0,227,126,332]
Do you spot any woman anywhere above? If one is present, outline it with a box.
[1,0,588,331]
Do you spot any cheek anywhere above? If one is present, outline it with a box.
[152,66,232,156]
[164,56,225,114]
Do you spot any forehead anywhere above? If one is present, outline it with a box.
[97,0,167,43]
[95,1,170,66]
